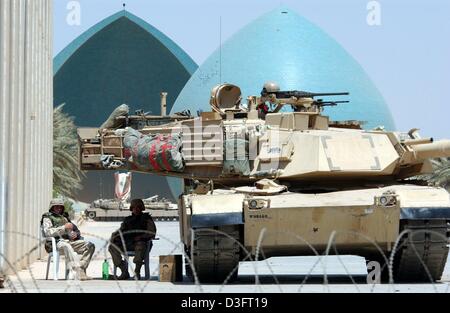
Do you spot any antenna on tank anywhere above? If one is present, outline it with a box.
[219,16,222,85]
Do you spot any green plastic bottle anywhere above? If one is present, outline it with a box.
[102,259,110,280]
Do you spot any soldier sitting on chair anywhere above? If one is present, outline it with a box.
[41,199,95,280]
[108,199,157,280]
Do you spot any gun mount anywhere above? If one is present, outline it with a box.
[258,81,350,113]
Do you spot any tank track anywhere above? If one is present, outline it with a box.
[393,219,449,282]
[368,219,449,283]
[185,225,241,283]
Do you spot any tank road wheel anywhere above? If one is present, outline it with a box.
[394,219,449,282]
[366,219,449,283]
[185,225,241,284]
[87,211,96,220]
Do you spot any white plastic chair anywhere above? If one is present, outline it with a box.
[44,236,71,281]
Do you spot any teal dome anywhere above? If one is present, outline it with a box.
[168,7,395,198]
[55,11,197,127]
[172,7,394,130]
[54,11,198,202]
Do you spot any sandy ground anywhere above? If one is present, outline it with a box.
[2,220,450,293]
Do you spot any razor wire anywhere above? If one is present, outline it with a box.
[1,222,450,293]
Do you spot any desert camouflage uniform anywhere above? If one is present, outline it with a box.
[41,212,95,271]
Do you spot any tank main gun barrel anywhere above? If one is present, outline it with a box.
[403,138,434,146]
[408,140,450,161]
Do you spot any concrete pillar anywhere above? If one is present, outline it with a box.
[23,0,33,264]
[47,0,54,216]
[0,0,53,273]
[0,0,12,271]
[14,0,26,268]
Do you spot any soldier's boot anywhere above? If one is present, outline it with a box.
[134,263,142,280]
[117,261,130,280]
[76,268,93,281]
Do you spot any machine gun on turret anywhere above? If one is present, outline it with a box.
[301,99,350,113]
[259,82,349,113]
[261,89,349,99]
[313,99,350,107]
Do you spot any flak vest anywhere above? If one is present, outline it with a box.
[40,212,71,252]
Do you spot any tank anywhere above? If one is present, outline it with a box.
[78,84,450,283]
[84,196,179,221]
[82,167,178,221]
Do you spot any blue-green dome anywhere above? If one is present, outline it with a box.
[54,11,197,127]
[168,7,395,198]
[172,7,394,130]
[54,11,198,202]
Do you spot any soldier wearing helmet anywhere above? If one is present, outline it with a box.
[41,199,95,280]
[257,81,281,118]
[108,199,157,280]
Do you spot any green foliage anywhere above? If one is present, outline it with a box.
[64,199,76,220]
[422,158,450,191]
[53,104,85,199]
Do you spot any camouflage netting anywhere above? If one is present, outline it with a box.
[123,128,185,172]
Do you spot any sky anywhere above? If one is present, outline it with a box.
[53,0,450,139]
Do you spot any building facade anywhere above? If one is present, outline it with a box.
[0,0,53,273]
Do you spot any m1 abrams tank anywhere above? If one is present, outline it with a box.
[78,84,450,283]
[85,196,179,221]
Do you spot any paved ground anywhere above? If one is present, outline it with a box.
[2,221,450,293]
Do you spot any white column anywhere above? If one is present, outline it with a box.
[0,0,53,272]
[0,0,11,270]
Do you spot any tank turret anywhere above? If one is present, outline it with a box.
[78,83,450,185]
